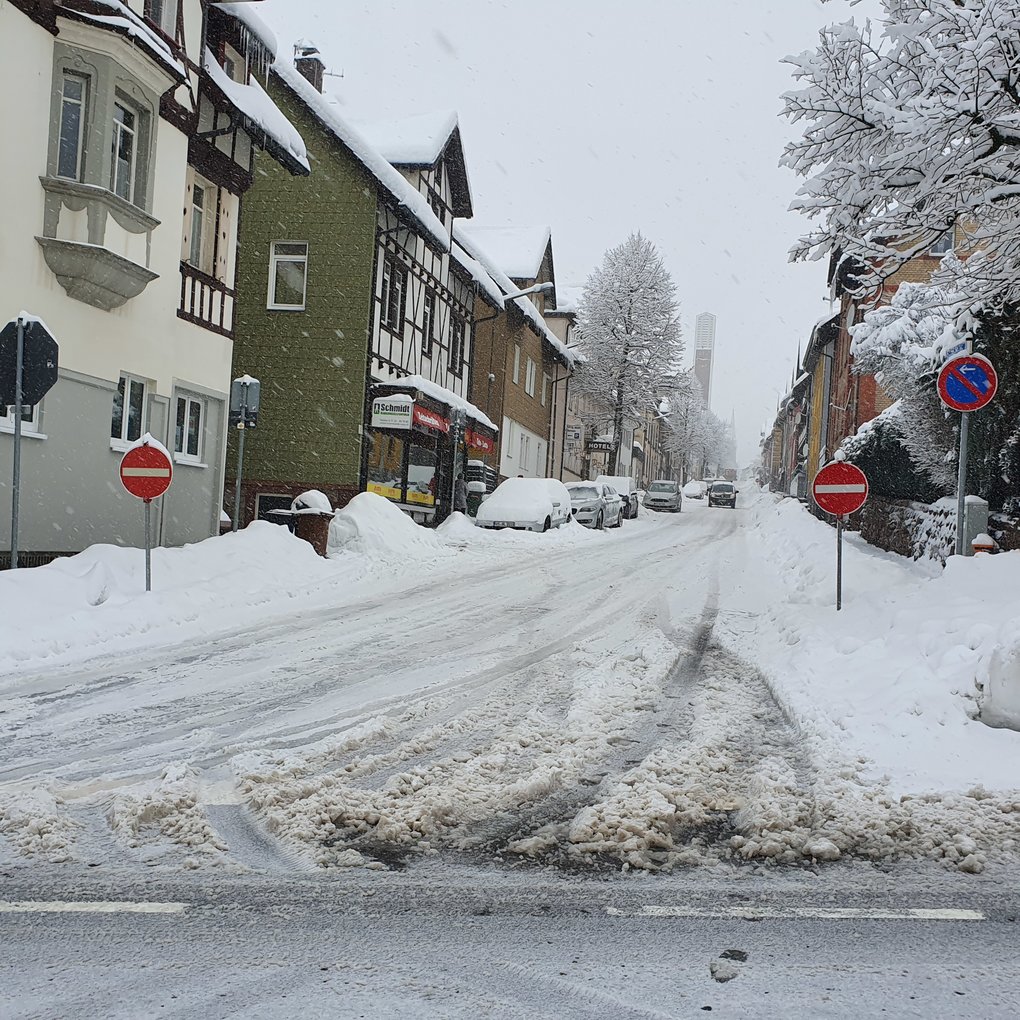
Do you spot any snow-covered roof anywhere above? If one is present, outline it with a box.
[547,285,584,316]
[449,245,504,309]
[452,225,574,368]
[67,0,186,80]
[352,110,459,166]
[353,110,474,218]
[203,49,309,175]
[456,224,552,281]
[272,59,450,251]
[376,373,497,432]
[211,3,278,59]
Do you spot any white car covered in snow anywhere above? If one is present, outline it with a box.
[682,480,707,500]
[475,477,573,532]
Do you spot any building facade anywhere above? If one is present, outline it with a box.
[1,0,306,565]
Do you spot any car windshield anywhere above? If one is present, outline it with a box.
[568,486,599,500]
[713,483,734,493]
[649,481,675,492]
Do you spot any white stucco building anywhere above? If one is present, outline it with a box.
[0,0,306,565]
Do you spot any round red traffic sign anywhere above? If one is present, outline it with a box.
[937,354,997,412]
[120,442,173,501]
[812,461,868,516]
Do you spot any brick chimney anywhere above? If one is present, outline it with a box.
[294,44,325,93]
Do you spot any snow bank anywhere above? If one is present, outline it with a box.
[717,495,1020,794]
[0,523,334,677]
[327,493,447,562]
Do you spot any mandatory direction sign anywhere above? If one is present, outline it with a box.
[938,354,997,412]
[812,461,869,517]
[120,441,173,501]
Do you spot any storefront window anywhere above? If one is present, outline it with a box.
[407,443,437,507]
[367,432,405,501]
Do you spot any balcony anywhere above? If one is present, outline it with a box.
[178,261,235,337]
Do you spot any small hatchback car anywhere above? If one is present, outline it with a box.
[643,479,682,512]
[707,481,738,508]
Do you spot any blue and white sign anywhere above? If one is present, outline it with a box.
[937,354,998,413]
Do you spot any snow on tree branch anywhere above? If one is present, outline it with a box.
[783,0,1020,313]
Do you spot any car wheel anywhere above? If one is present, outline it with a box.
[543,516,551,532]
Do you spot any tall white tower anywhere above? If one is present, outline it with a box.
[693,312,716,408]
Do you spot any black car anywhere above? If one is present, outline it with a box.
[707,481,738,508]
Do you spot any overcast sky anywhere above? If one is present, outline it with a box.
[260,0,870,463]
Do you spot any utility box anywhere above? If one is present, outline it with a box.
[963,495,989,557]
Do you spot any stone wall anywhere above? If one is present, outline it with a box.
[854,496,956,563]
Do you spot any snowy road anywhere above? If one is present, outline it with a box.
[1,500,1017,877]
[3,498,1020,1016]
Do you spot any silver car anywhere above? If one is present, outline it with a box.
[643,479,682,512]
[566,482,624,530]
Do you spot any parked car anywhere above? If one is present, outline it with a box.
[566,482,624,530]
[707,480,738,508]
[475,477,573,532]
[595,475,639,519]
[643,479,682,512]
[682,480,707,500]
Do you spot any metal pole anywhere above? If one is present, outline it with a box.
[144,498,152,593]
[10,316,25,569]
[955,411,969,557]
[836,514,843,612]
[233,424,246,533]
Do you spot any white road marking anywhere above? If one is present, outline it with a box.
[606,905,984,921]
[814,484,867,494]
[0,900,187,915]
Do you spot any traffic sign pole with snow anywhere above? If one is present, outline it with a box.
[936,353,999,556]
[812,458,869,611]
[120,436,173,592]
[1,313,59,570]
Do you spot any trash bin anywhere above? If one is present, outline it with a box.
[466,480,486,518]
[293,511,333,556]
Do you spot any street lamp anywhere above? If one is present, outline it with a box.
[503,281,554,302]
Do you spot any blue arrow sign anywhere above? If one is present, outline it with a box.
[938,355,998,412]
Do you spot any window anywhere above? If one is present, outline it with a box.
[519,433,530,472]
[174,394,205,462]
[144,0,178,35]
[930,232,954,255]
[111,375,146,444]
[111,100,138,203]
[57,74,87,181]
[525,358,537,397]
[449,313,466,375]
[268,241,308,309]
[512,344,521,384]
[541,373,550,407]
[189,182,209,271]
[380,254,407,332]
[422,289,436,357]
[1,403,38,434]
[428,190,446,225]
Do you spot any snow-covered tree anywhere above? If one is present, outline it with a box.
[574,234,683,473]
[848,283,962,492]
[663,374,725,481]
[783,0,1020,314]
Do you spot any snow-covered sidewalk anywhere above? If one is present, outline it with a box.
[715,493,1020,794]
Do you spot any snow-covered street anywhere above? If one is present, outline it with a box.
[2,492,1019,879]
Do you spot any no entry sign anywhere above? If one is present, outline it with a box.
[938,354,997,412]
[120,441,173,501]
[812,461,869,517]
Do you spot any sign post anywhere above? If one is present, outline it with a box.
[1,314,59,569]
[229,375,260,532]
[937,353,997,556]
[120,438,173,592]
[812,460,869,611]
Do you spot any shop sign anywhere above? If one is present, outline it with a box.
[367,480,402,501]
[371,395,414,430]
[587,439,614,452]
[412,405,450,433]
[466,429,494,453]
